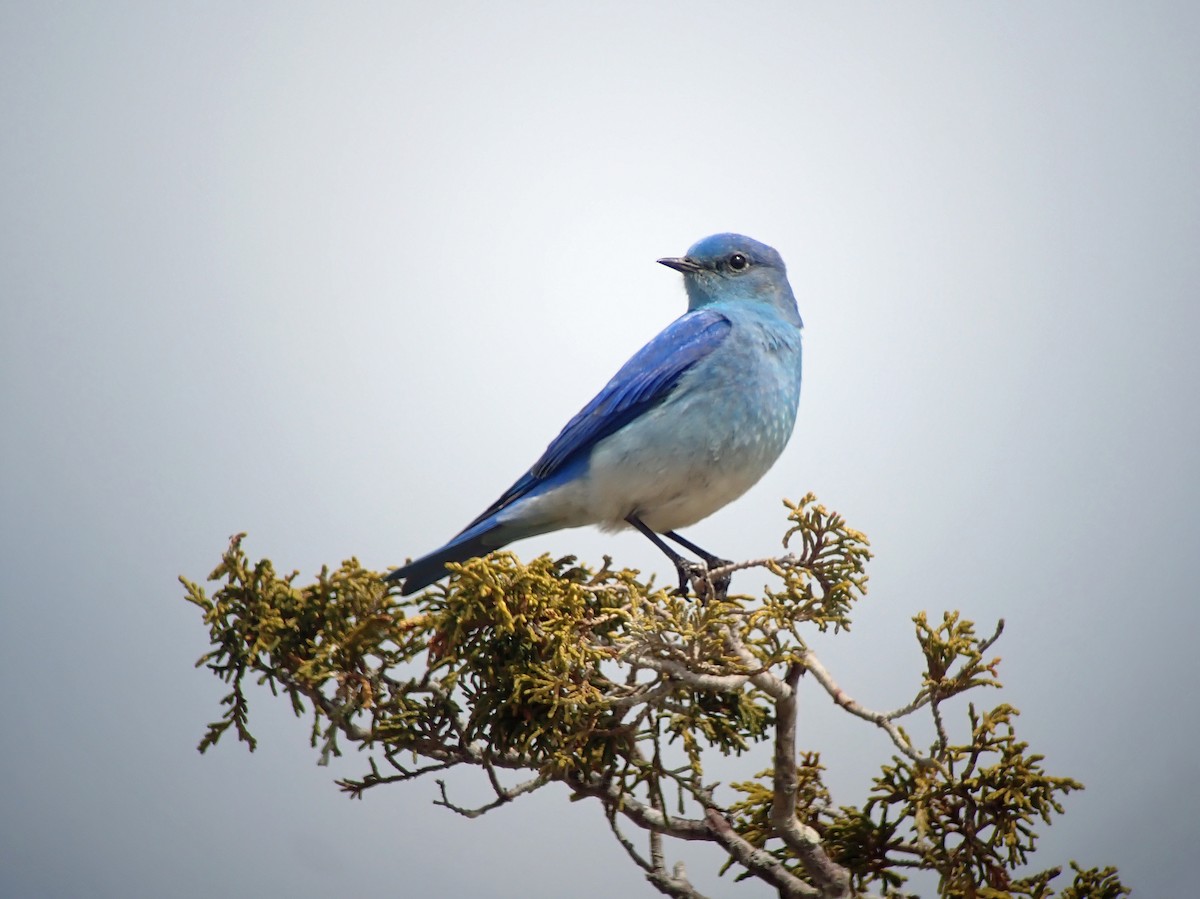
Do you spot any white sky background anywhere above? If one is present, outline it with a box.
[2,3,1198,897]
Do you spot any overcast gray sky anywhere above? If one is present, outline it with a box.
[3,3,1198,897]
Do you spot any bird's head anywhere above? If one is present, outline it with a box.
[658,233,802,327]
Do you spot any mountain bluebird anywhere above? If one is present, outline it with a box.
[388,233,804,595]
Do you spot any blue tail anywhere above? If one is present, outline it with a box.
[385,525,504,595]
[387,460,588,595]
[386,504,552,596]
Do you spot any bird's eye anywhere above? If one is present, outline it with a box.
[727,253,749,271]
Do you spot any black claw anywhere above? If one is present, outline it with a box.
[673,558,733,601]
[671,560,701,597]
[709,561,733,596]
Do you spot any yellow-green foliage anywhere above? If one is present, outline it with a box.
[182,495,1126,899]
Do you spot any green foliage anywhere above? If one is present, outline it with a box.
[182,496,1126,899]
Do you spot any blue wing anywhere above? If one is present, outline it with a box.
[386,309,731,593]
[457,308,732,533]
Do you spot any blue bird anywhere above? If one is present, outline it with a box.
[388,233,804,596]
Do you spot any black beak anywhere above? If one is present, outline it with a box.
[657,256,703,274]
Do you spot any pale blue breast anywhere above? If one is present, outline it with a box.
[583,305,802,531]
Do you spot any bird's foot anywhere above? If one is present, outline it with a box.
[674,558,733,601]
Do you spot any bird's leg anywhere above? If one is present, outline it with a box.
[663,531,730,569]
[624,517,729,598]
[624,515,707,596]
[664,531,733,597]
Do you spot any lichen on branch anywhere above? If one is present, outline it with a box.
[182,494,1127,899]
